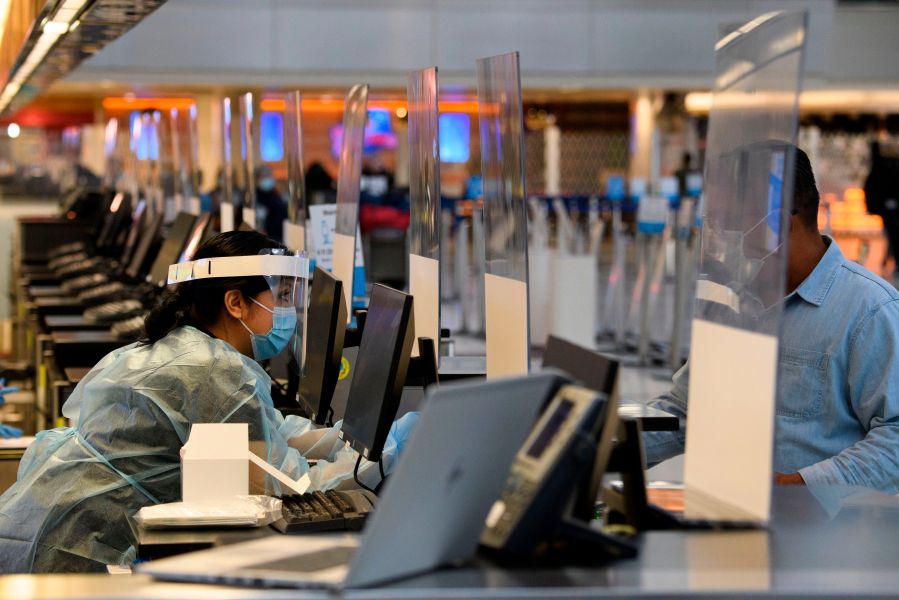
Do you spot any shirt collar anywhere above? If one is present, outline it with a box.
[791,236,843,307]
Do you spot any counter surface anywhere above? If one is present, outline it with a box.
[2,487,898,599]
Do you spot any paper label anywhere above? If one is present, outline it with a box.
[247,451,311,496]
[684,319,776,523]
[242,207,256,229]
[409,254,440,358]
[485,274,529,378]
[333,232,356,324]
[309,204,337,270]
[284,221,305,253]
[220,203,234,232]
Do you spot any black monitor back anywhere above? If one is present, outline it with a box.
[177,212,213,263]
[118,199,147,269]
[146,212,198,287]
[340,284,415,463]
[298,267,347,425]
[125,211,164,281]
[96,192,132,255]
[543,335,618,397]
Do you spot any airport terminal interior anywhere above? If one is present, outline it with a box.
[0,0,898,597]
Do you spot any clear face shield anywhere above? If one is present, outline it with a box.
[168,249,309,371]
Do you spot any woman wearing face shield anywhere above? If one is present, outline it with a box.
[0,230,417,574]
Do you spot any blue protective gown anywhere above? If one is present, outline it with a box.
[0,326,413,573]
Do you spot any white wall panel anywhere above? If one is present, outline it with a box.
[831,7,899,84]
[434,0,593,73]
[68,0,898,90]
[91,0,273,71]
[274,4,432,71]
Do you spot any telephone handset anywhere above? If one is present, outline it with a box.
[480,385,609,556]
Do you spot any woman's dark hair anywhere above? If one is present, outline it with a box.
[142,230,286,343]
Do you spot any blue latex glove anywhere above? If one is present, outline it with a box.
[0,378,19,407]
[0,424,22,438]
[388,412,420,457]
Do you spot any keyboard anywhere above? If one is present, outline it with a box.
[111,314,147,339]
[84,299,144,323]
[273,490,376,534]
[63,272,109,294]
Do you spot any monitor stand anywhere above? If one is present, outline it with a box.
[343,309,368,348]
[601,419,763,531]
[404,337,439,389]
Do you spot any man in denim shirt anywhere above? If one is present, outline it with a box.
[645,147,899,493]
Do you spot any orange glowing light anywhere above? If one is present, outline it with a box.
[102,97,196,111]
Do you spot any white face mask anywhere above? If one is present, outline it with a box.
[718,210,783,290]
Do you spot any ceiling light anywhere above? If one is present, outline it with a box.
[7,123,20,139]
[68,19,80,32]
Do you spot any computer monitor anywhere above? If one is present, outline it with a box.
[339,284,415,463]
[118,199,147,269]
[125,211,164,281]
[177,212,213,263]
[542,335,619,399]
[297,267,347,425]
[146,212,198,287]
[96,192,133,255]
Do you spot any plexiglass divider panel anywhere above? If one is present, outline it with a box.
[333,84,369,322]
[186,104,202,214]
[284,90,306,252]
[168,108,184,215]
[103,117,119,190]
[408,67,441,359]
[220,97,235,232]
[683,11,808,524]
[239,92,257,229]
[476,52,530,377]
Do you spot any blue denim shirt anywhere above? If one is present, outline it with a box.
[645,238,899,493]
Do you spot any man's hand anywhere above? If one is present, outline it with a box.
[774,472,805,485]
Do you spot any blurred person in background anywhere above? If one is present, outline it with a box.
[864,140,899,281]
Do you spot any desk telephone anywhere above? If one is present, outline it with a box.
[481,384,637,562]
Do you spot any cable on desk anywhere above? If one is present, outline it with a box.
[353,454,377,495]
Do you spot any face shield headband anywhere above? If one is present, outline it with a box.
[168,251,309,368]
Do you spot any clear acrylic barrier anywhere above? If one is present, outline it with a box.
[239,92,257,228]
[168,105,201,215]
[408,67,441,357]
[477,52,530,376]
[684,11,808,524]
[284,91,306,251]
[103,118,119,189]
[333,84,369,321]
[155,110,177,223]
[221,98,235,232]
[186,104,201,213]
[167,108,185,214]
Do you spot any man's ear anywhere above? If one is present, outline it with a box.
[223,289,246,320]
